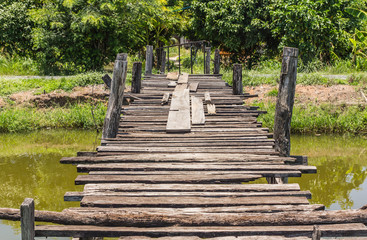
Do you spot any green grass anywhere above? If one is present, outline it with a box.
[0,55,39,75]
[0,103,107,133]
[0,72,106,96]
[255,101,367,134]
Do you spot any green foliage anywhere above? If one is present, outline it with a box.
[0,103,106,133]
[270,0,353,64]
[255,102,367,134]
[0,72,104,96]
[0,1,34,56]
[189,0,276,68]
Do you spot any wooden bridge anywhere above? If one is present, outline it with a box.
[5,47,367,239]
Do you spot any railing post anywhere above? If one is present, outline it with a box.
[102,54,128,139]
[273,47,299,157]
[204,47,211,74]
[21,198,35,240]
[145,45,153,75]
[232,64,243,95]
[131,62,142,93]
[213,49,220,74]
[160,50,166,74]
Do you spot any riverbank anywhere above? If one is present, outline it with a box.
[0,73,366,134]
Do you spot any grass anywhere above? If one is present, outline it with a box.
[0,103,107,133]
[0,72,106,96]
[0,55,39,75]
[255,101,367,135]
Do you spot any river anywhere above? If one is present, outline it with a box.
[0,130,366,239]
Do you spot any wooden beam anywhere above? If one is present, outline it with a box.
[273,47,299,157]
[145,45,153,75]
[213,49,220,74]
[131,62,142,93]
[232,64,243,95]
[102,54,127,139]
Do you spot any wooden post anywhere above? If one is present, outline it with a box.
[232,64,243,95]
[213,49,220,74]
[102,54,128,139]
[145,45,153,75]
[273,47,299,157]
[312,225,321,240]
[21,198,35,240]
[131,62,142,93]
[205,47,211,74]
[160,50,166,74]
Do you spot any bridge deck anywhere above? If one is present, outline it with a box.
[38,74,367,239]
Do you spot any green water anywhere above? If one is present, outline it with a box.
[0,131,366,239]
[0,129,100,239]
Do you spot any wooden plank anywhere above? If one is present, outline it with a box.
[35,223,367,238]
[178,73,189,84]
[67,204,325,215]
[167,81,177,87]
[189,82,199,92]
[204,91,212,104]
[80,196,310,208]
[76,163,316,173]
[118,236,310,240]
[166,72,179,80]
[207,104,216,115]
[96,146,277,154]
[170,89,190,111]
[85,171,301,178]
[166,110,191,133]
[83,183,301,192]
[61,154,295,164]
[75,174,263,184]
[64,190,312,201]
[174,83,188,91]
[161,93,170,105]
[191,96,205,125]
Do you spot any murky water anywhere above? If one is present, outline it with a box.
[0,131,366,239]
[0,130,100,239]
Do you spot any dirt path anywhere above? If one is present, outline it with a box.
[245,84,366,106]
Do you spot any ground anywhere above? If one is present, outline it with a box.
[245,84,367,106]
[0,82,366,108]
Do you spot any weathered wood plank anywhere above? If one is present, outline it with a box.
[83,183,301,192]
[76,163,316,173]
[207,104,216,115]
[178,73,189,84]
[189,82,199,92]
[80,196,310,208]
[75,174,263,184]
[191,96,205,125]
[166,110,191,133]
[161,93,170,105]
[35,223,367,238]
[64,190,312,202]
[166,72,179,80]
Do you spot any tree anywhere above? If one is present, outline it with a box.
[189,0,277,68]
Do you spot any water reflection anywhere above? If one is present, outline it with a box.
[0,130,100,238]
[289,134,367,210]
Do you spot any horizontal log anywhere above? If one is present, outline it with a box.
[35,223,367,238]
[4,207,367,227]
[79,196,310,208]
[75,174,264,184]
[64,190,312,202]
[76,163,316,173]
